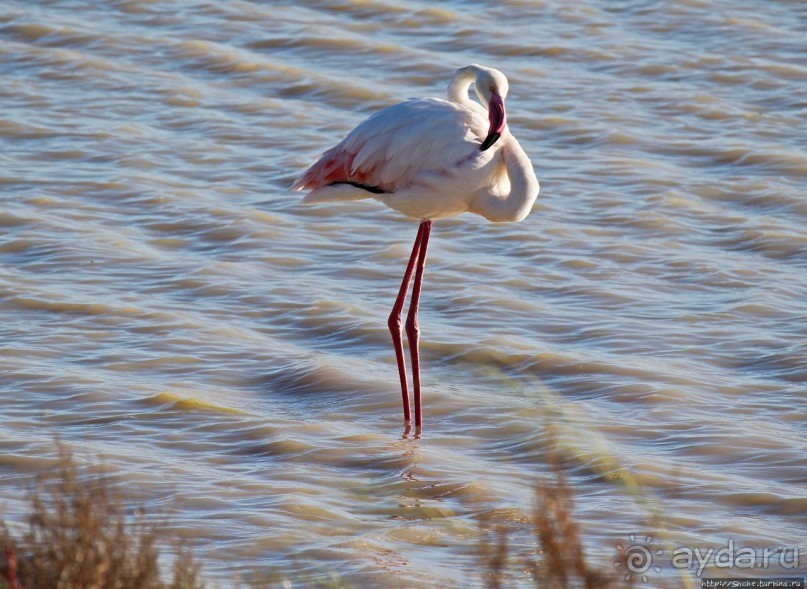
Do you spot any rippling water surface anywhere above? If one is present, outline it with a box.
[1,0,805,586]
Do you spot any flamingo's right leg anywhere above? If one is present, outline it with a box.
[388,222,426,423]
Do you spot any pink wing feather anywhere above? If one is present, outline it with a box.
[291,142,385,191]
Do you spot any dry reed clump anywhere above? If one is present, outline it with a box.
[527,468,625,589]
[478,458,634,589]
[0,444,203,589]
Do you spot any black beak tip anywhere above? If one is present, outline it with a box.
[480,131,501,152]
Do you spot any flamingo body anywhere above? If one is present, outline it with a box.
[293,65,539,429]
[293,98,499,220]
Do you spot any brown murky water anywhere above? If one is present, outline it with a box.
[1,0,805,586]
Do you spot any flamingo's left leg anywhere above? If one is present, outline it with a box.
[405,220,432,428]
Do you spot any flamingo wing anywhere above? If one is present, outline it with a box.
[292,98,484,194]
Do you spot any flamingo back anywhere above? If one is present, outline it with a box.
[292,98,485,194]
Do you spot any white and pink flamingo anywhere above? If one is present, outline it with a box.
[293,64,540,430]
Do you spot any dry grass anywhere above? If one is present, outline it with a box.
[527,466,627,589]
[0,444,203,589]
[478,458,635,589]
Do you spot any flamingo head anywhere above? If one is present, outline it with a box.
[475,67,509,151]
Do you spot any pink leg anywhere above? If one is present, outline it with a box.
[405,220,432,428]
[388,222,426,422]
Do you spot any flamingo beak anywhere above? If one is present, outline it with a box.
[480,90,506,151]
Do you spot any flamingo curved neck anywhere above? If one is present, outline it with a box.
[447,65,481,106]
[471,136,540,223]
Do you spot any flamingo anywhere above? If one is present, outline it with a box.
[292,64,539,430]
